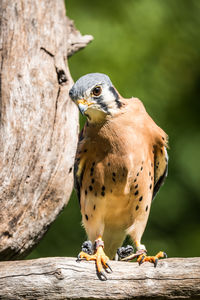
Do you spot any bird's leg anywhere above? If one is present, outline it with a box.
[77,236,112,280]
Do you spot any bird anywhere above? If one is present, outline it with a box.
[69,73,168,280]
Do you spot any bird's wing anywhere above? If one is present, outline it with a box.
[74,157,81,206]
[152,145,168,201]
[126,97,169,202]
[74,125,86,206]
[127,97,169,201]
[132,97,169,201]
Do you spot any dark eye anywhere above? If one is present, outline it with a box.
[92,86,102,97]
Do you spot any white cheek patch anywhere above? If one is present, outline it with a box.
[101,88,119,113]
[102,89,115,105]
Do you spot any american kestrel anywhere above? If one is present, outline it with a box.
[69,73,168,280]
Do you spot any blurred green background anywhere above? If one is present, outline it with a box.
[29,0,200,259]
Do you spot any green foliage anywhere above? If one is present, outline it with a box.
[29,0,200,259]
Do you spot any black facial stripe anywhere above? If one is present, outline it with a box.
[96,95,104,102]
[109,86,122,108]
[95,95,110,114]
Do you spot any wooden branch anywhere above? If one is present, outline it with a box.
[0,257,199,299]
[67,18,93,57]
[0,0,92,260]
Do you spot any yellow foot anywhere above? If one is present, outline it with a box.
[137,251,167,267]
[77,238,112,280]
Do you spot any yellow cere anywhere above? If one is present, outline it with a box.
[77,99,93,106]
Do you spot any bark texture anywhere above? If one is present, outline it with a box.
[0,257,199,299]
[0,0,92,260]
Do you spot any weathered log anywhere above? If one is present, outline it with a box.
[0,257,199,299]
[0,0,93,260]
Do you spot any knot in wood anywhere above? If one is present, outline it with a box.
[56,69,67,85]
[53,268,64,280]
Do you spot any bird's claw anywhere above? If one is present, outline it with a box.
[137,251,167,267]
[96,258,112,280]
[97,270,107,281]
[76,244,111,281]
[76,252,87,262]
[163,252,168,258]
[154,258,158,268]
[105,262,113,273]
[138,254,145,265]
[76,254,81,262]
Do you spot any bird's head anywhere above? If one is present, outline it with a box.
[69,73,122,123]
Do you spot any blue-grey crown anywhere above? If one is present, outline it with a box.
[69,73,113,100]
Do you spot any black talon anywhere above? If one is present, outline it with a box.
[163,252,167,258]
[139,255,145,265]
[154,258,158,268]
[105,262,113,273]
[105,267,112,274]
[97,271,107,281]
[76,254,82,262]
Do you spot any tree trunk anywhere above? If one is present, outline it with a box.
[0,257,199,299]
[0,0,92,260]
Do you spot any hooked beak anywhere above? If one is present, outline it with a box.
[77,99,91,115]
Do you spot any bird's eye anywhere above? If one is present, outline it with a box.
[92,86,102,97]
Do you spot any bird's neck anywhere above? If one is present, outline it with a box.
[86,109,108,124]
